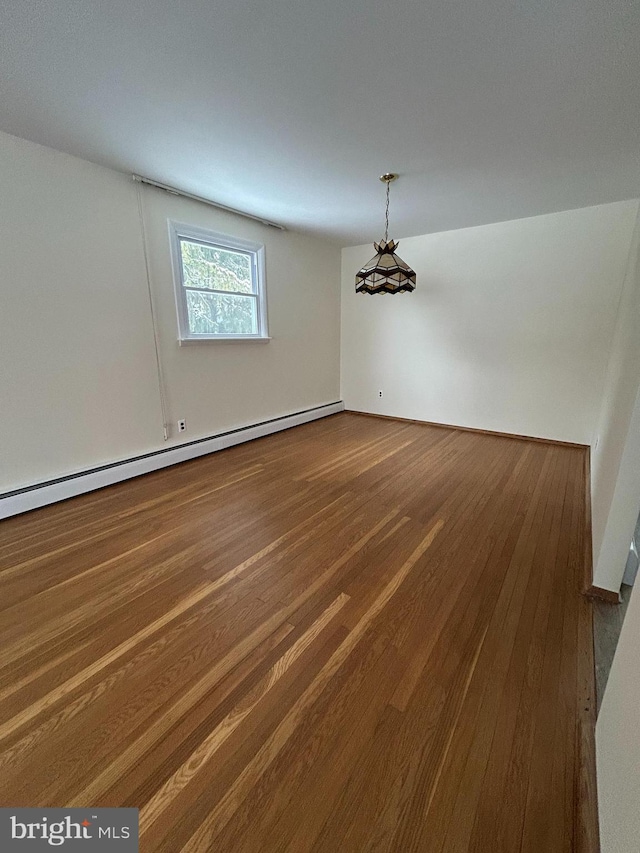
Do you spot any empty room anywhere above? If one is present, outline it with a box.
[1,0,640,851]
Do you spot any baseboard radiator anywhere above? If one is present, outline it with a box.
[0,401,344,519]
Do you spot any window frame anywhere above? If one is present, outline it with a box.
[168,220,269,343]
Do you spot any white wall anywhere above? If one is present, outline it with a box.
[138,187,340,444]
[341,201,639,445]
[0,131,341,493]
[591,210,640,591]
[597,581,640,852]
[593,384,640,594]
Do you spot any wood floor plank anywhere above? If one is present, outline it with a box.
[139,592,350,837]
[435,448,573,853]
[0,412,595,851]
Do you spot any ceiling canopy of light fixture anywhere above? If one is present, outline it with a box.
[355,174,416,295]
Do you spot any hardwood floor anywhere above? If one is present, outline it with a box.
[0,412,597,851]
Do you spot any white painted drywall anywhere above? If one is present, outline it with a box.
[341,201,639,444]
[593,382,640,594]
[0,131,341,493]
[137,185,340,447]
[591,209,640,591]
[0,132,164,491]
[597,581,640,852]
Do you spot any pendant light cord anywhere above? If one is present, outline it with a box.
[384,180,390,242]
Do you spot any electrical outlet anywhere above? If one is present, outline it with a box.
[178,419,187,433]
[378,390,383,398]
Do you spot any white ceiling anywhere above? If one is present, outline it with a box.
[1,0,639,245]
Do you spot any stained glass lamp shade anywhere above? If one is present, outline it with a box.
[355,174,416,295]
[355,239,416,294]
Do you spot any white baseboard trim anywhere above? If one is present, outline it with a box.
[0,401,344,520]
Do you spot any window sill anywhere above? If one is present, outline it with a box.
[178,336,272,345]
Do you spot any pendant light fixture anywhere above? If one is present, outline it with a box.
[355,173,416,295]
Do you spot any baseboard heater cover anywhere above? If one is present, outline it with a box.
[0,401,344,520]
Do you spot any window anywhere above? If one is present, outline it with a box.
[169,222,268,342]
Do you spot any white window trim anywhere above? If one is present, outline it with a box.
[168,220,269,343]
